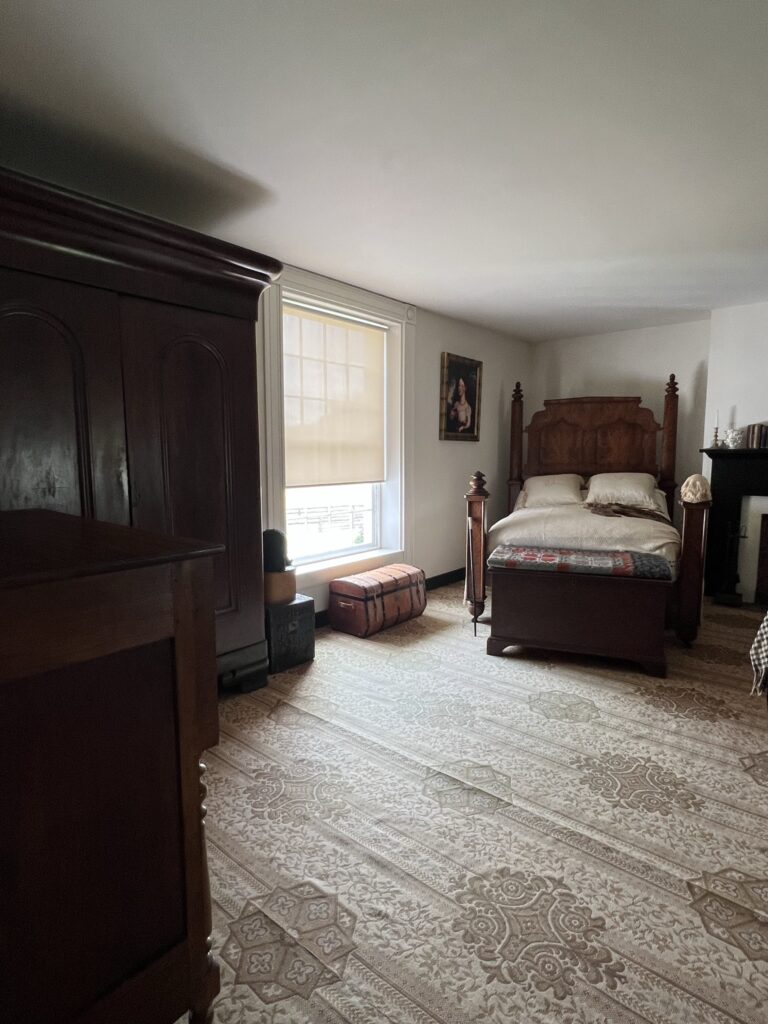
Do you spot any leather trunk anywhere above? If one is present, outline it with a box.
[328,563,426,637]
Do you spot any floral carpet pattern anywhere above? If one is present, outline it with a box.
[204,586,768,1023]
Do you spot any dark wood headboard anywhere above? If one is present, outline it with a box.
[507,374,679,516]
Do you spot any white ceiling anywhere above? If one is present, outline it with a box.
[2,1,768,340]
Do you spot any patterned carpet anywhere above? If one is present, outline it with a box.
[205,585,768,1024]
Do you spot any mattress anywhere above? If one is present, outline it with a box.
[487,503,681,575]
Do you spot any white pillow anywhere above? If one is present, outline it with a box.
[520,474,584,508]
[653,489,671,520]
[585,472,658,510]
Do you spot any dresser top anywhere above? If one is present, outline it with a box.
[0,509,224,589]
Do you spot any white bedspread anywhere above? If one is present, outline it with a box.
[487,504,681,572]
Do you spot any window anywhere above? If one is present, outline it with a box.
[258,268,411,580]
[282,301,388,563]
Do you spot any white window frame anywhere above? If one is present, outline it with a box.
[257,266,415,597]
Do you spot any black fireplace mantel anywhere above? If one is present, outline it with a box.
[702,446,768,604]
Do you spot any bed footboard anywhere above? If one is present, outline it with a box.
[676,476,712,644]
[488,570,670,676]
[464,471,489,618]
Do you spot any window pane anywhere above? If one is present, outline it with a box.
[285,483,376,562]
[283,314,301,355]
[302,398,326,424]
[283,355,301,396]
[301,318,324,358]
[326,362,347,401]
[284,396,301,427]
[347,329,367,366]
[302,358,325,399]
[348,365,365,398]
[326,324,347,363]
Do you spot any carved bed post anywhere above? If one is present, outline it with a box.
[508,382,524,512]
[465,471,489,620]
[677,475,712,644]
[660,373,679,516]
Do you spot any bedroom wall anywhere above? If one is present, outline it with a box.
[529,320,711,488]
[412,309,531,578]
[704,301,768,459]
[704,302,768,602]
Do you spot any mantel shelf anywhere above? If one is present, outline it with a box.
[701,447,768,458]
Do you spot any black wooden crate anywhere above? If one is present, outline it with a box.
[266,594,315,674]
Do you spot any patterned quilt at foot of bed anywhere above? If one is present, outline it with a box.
[487,545,673,580]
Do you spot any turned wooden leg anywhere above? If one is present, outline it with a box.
[676,622,697,646]
[189,760,220,1024]
[641,658,667,678]
[198,760,214,968]
[487,636,509,656]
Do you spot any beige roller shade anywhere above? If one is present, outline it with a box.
[283,304,386,487]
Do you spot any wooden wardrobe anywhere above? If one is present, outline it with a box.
[0,168,282,688]
[1,509,223,1024]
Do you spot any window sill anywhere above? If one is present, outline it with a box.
[295,548,405,589]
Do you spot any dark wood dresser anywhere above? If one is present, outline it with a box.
[0,167,283,689]
[0,510,223,1024]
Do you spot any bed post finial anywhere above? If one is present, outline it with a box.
[509,383,524,513]
[660,372,679,516]
[467,470,489,497]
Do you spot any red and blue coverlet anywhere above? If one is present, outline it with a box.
[487,545,672,580]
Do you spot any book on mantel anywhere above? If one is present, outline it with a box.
[744,422,768,448]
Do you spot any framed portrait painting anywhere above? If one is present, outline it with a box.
[439,352,482,441]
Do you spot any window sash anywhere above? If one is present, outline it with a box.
[282,303,386,487]
[285,482,381,564]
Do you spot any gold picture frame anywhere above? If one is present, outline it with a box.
[439,352,482,441]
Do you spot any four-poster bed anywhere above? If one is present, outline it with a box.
[464,375,711,676]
